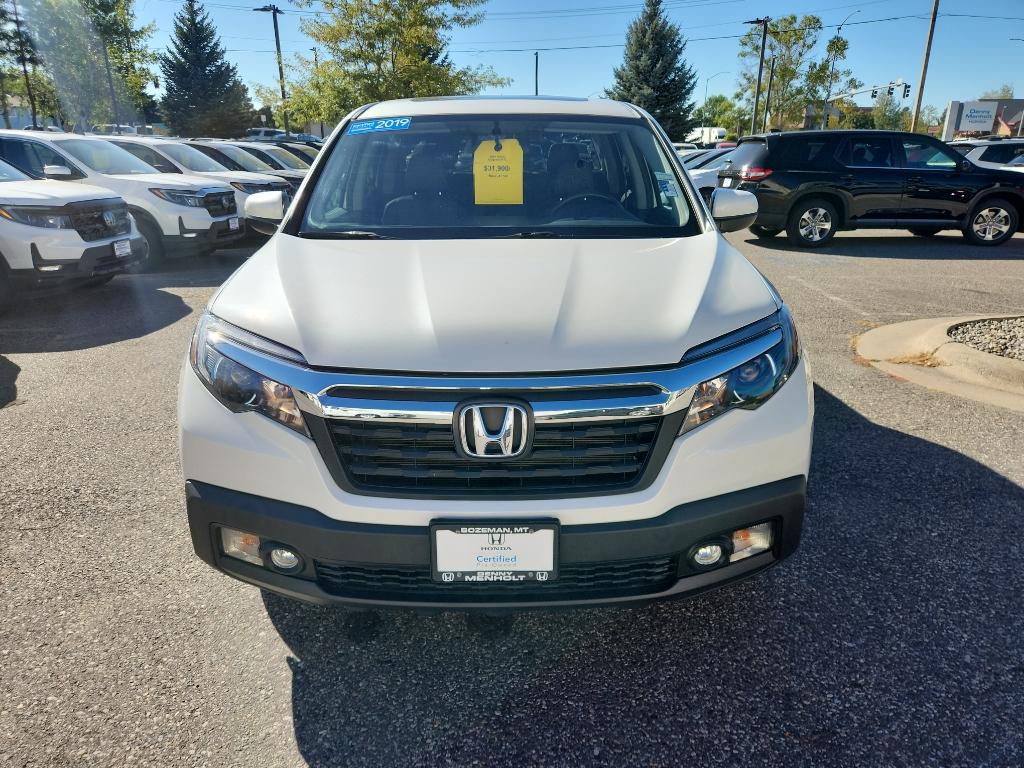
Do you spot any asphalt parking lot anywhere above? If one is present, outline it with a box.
[2,231,1023,767]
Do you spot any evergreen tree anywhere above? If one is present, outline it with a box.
[605,0,697,138]
[159,0,253,137]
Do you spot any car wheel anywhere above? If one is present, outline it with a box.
[963,199,1018,246]
[749,225,782,238]
[908,227,942,237]
[786,199,838,247]
[134,219,165,271]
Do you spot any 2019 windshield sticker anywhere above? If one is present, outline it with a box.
[347,117,412,135]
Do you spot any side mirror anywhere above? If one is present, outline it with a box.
[42,164,73,179]
[960,159,972,171]
[710,188,758,233]
[244,190,285,236]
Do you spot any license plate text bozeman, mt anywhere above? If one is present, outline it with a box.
[432,524,557,583]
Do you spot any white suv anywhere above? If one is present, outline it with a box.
[179,97,813,610]
[0,157,145,311]
[949,138,1024,170]
[0,131,243,264]
[106,136,291,229]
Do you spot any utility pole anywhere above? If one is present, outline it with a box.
[910,0,940,133]
[747,17,770,135]
[311,47,324,138]
[10,0,37,129]
[820,10,859,129]
[534,51,539,96]
[762,58,776,132]
[255,5,289,135]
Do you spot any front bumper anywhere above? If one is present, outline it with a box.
[186,476,805,610]
[163,216,245,255]
[7,235,147,288]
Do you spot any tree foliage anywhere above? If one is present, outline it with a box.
[737,14,822,130]
[979,84,1014,100]
[284,0,507,127]
[699,93,748,136]
[871,92,910,131]
[605,0,698,138]
[159,0,253,137]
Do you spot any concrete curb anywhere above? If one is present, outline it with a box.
[854,314,1024,413]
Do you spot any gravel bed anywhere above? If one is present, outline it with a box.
[949,316,1024,362]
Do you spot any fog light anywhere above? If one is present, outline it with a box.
[268,546,301,572]
[221,527,262,566]
[731,522,773,562]
[692,543,724,567]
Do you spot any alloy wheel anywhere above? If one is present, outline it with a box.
[798,207,832,242]
[971,207,1012,242]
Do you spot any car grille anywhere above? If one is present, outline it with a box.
[69,203,131,242]
[315,555,678,603]
[325,417,662,496]
[202,191,237,217]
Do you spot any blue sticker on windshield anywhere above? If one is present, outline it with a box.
[348,117,412,135]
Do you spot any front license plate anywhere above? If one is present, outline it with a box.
[431,522,557,583]
[228,216,240,231]
[721,177,733,188]
[113,239,132,258]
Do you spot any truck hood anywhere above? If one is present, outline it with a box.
[108,172,232,192]
[0,179,121,206]
[195,170,286,185]
[210,231,779,373]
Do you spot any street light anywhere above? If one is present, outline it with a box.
[702,71,729,134]
[820,10,859,129]
[254,4,290,135]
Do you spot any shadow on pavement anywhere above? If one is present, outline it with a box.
[0,354,19,408]
[742,231,1024,259]
[264,385,1024,767]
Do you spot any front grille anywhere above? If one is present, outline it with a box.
[202,191,237,217]
[315,555,678,603]
[326,417,662,496]
[69,204,130,241]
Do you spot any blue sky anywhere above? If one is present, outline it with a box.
[137,0,1024,113]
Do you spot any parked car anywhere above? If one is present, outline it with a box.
[684,147,733,170]
[106,136,291,230]
[189,140,306,196]
[245,127,285,140]
[672,141,699,155]
[948,138,1024,171]
[179,96,812,611]
[269,141,320,164]
[716,141,737,149]
[23,125,64,133]
[718,130,1024,247]
[0,157,145,311]
[0,130,243,263]
[687,150,735,201]
[229,141,311,173]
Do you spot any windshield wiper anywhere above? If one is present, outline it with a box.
[490,230,565,239]
[306,230,394,239]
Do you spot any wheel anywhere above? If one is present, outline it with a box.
[80,274,115,288]
[786,199,838,247]
[908,227,942,237]
[134,219,165,270]
[749,225,782,239]
[962,198,1018,246]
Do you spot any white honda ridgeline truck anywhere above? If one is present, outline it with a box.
[179,97,814,610]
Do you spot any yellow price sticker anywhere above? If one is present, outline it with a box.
[473,138,524,205]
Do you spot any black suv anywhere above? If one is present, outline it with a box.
[717,130,1024,247]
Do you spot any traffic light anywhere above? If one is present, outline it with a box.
[887,84,895,96]
[903,83,911,99]
[871,88,878,99]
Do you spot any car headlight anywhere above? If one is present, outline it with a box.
[0,205,73,229]
[230,181,271,195]
[190,312,309,436]
[150,187,204,207]
[679,306,800,434]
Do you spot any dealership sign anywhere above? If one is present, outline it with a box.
[960,101,997,132]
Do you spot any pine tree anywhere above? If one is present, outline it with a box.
[605,0,697,139]
[159,0,253,137]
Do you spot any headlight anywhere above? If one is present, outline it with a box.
[150,187,204,207]
[0,205,73,229]
[230,181,271,195]
[190,312,309,436]
[679,306,800,435]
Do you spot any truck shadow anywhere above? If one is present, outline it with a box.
[263,386,1024,767]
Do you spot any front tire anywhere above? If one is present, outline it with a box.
[963,198,1018,246]
[749,225,782,238]
[135,219,165,271]
[786,198,838,247]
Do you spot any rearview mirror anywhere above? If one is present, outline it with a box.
[244,190,285,236]
[42,164,73,179]
[710,188,758,233]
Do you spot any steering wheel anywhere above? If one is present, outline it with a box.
[551,192,624,218]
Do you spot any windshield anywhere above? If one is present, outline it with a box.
[55,138,156,174]
[301,114,697,239]
[258,144,309,169]
[160,142,227,172]
[0,158,29,181]
[213,144,275,171]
